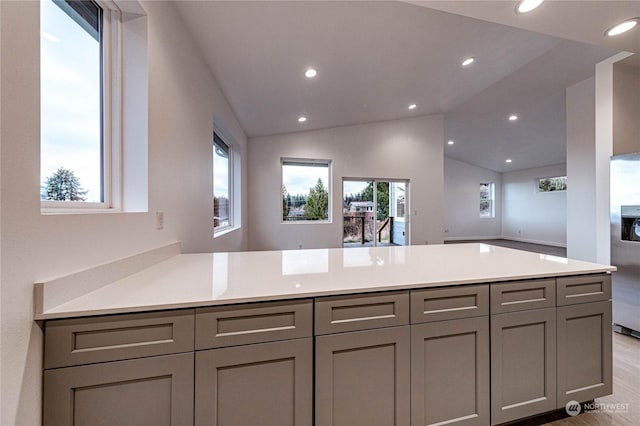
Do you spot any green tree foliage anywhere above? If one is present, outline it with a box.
[305,178,328,220]
[538,176,567,192]
[43,167,88,201]
[282,185,290,220]
[358,181,390,220]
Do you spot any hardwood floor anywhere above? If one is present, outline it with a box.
[444,238,567,257]
[446,239,638,425]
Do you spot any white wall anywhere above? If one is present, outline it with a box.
[502,164,567,247]
[443,157,502,240]
[0,2,248,424]
[248,115,444,250]
[566,77,597,261]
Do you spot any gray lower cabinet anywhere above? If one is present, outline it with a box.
[490,307,557,425]
[43,352,194,426]
[315,326,411,426]
[556,300,612,407]
[411,317,490,426]
[195,338,313,426]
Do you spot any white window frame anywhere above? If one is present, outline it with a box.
[41,0,122,212]
[480,182,495,218]
[281,158,332,224]
[213,131,233,234]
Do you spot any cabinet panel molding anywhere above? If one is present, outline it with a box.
[491,308,557,425]
[490,279,556,314]
[43,352,194,426]
[557,274,611,306]
[44,310,195,368]
[557,301,612,406]
[315,291,409,334]
[411,284,488,323]
[411,317,489,426]
[316,326,410,426]
[196,299,312,349]
[195,338,312,426]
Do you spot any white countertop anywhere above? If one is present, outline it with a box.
[35,244,616,320]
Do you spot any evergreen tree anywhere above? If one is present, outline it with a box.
[305,178,328,220]
[282,185,290,219]
[43,168,88,201]
[358,181,389,220]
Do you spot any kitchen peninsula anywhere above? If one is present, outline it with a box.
[36,243,616,426]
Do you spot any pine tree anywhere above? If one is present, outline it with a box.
[282,185,290,219]
[43,168,88,201]
[305,178,328,220]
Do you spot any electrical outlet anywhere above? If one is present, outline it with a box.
[156,211,164,230]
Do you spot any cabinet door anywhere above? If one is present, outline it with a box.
[316,326,410,426]
[43,352,194,426]
[195,338,313,426]
[491,308,556,425]
[411,317,489,426]
[557,301,612,406]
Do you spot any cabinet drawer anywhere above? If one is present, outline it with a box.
[411,285,488,323]
[490,279,555,314]
[557,274,611,306]
[315,291,409,334]
[195,300,312,349]
[44,310,195,369]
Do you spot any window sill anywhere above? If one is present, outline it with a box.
[41,207,125,215]
[281,220,332,225]
[214,225,239,238]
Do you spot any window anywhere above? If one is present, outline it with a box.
[538,176,567,192]
[213,133,232,231]
[282,160,331,222]
[40,0,108,207]
[480,182,495,218]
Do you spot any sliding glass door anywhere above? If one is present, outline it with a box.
[342,179,409,247]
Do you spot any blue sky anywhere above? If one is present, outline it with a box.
[41,0,101,201]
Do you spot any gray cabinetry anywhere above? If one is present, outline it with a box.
[490,307,557,425]
[43,352,194,426]
[195,338,313,426]
[314,292,411,426]
[315,326,411,426]
[195,300,314,426]
[411,316,489,426]
[557,300,612,406]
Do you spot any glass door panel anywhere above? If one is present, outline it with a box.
[343,180,374,247]
[343,179,409,248]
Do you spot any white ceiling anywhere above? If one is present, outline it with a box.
[172,1,630,172]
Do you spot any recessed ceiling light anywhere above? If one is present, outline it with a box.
[605,18,639,37]
[408,104,417,110]
[304,68,317,78]
[515,0,544,14]
[298,116,307,123]
[461,57,475,67]
[505,159,513,163]
[509,114,519,121]
[447,140,455,145]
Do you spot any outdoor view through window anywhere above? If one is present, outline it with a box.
[40,0,103,203]
[282,161,330,221]
[213,133,231,230]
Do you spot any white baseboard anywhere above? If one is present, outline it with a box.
[444,236,502,242]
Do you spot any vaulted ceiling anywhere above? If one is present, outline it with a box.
[173,1,636,172]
